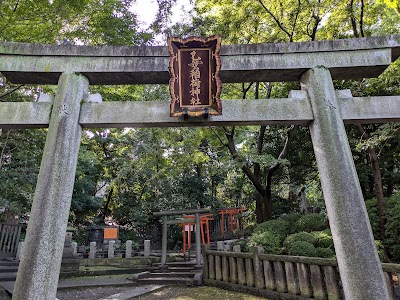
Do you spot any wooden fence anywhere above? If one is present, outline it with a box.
[0,223,22,258]
[203,246,400,300]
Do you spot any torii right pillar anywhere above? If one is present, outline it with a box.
[301,66,389,300]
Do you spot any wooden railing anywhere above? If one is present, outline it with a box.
[203,245,400,300]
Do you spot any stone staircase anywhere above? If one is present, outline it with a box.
[132,260,203,286]
[0,261,18,282]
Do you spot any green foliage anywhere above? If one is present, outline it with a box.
[293,214,328,233]
[248,231,281,254]
[311,231,334,249]
[287,241,317,257]
[119,228,138,243]
[253,219,290,242]
[283,232,316,249]
[384,195,400,261]
[232,238,250,253]
[316,247,335,258]
[375,240,385,261]
[279,214,302,229]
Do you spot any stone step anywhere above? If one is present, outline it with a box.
[0,261,19,267]
[166,267,196,272]
[149,272,196,278]
[0,272,17,281]
[138,277,194,285]
[0,266,18,273]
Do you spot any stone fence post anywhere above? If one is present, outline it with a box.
[125,240,132,258]
[253,246,265,289]
[144,240,151,257]
[89,242,96,259]
[108,240,115,258]
[16,242,25,262]
[71,242,77,256]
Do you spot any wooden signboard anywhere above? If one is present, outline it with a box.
[168,35,222,118]
[103,227,118,240]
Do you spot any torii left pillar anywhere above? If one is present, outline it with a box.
[12,73,88,300]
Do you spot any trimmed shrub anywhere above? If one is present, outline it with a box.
[279,213,302,231]
[248,231,281,254]
[311,231,334,249]
[287,241,317,257]
[253,219,290,242]
[293,213,327,233]
[283,232,316,249]
[316,247,335,258]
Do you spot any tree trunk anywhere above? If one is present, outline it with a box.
[355,124,389,260]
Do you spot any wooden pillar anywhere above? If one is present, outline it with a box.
[12,73,88,300]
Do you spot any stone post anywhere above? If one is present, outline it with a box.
[12,73,88,300]
[125,240,132,258]
[301,66,389,300]
[144,239,150,257]
[160,216,168,269]
[108,240,115,258]
[16,242,25,262]
[217,241,224,251]
[253,246,265,289]
[195,212,202,268]
[89,241,97,259]
[71,242,77,257]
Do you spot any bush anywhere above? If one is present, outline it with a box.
[279,214,302,233]
[232,238,250,252]
[248,231,281,254]
[253,219,290,242]
[311,231,334,249]
[287,241,317,257]
[293,213,327,233]
[283,232,316,249]
[316,247,335,258]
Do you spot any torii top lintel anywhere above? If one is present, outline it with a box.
[0,35,399,85]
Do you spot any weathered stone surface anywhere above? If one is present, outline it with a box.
[263,260,275,291]
[296,263,312,297]
[323,265,342,300]
[285,262,300,295]
[229,256,237,284]
[309,265,325,300]
[89,241,96,259]
[245,258,254,287]
[0,102,51,129]
[143,240,150,257]
[253,246,265,289]
[1,35,399,84]
[274,261,287,293]
[12,73,88,300]
[302,67,390,300]
[79,98,312,128]
[108,240,115,258]
[5,95,400,129]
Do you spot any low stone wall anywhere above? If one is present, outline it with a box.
[80,257,159,268]
[203,246,400,300]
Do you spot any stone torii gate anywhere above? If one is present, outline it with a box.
[1,35,400,300]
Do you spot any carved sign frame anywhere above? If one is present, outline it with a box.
[168,35,222,117]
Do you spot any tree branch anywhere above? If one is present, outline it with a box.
[257,0,292,41]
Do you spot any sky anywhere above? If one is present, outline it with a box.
[130,0,193,30]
